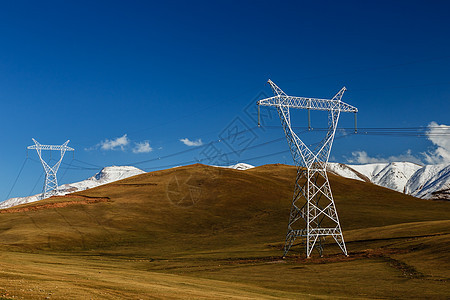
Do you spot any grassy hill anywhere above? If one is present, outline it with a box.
[0,164,448,299]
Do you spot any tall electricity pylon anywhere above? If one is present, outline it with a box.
[258,80,358,258]
[28,138,74,200]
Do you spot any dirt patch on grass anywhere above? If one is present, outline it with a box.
[283,248,409,264]
[283,248,427,279]
[0,195,111,214]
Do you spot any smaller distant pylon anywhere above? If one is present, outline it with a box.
[28,138,74,200]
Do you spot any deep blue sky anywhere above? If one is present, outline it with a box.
[1,0,450,200]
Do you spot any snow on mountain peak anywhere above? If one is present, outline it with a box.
[92,166,145,182]
[213,163,255,170]
[328,161,449,200]
[370,162,422,193]
[0,166,146,210]
[405,164,450,199]
[226,163,255,170]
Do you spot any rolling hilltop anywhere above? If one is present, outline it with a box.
[0,163,254,209]
[3,161,448,212]
[0,164,448,299]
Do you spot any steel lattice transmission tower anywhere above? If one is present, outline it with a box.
[28,138,74,200]
[258,79,358,258]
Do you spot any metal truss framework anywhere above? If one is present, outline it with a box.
[27,138,74,200]
[258,80,358,258]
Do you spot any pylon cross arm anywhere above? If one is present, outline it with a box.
[258,95,358,113]
[27,145,74,151]
[258,80,357,113]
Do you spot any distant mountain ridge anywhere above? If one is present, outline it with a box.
[0,166,146,209]
[0,163,255,210]
[327,162,450,200]
[221,163,255,170]
[2,161,447,210]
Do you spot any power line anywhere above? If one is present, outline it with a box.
[29,171,45,197]
[73,158,103,168]
[5,123,447,201]
[74,86,264,147]
[263,126,450,137]
[4,157,28,201]
[57,132,347,173]
[2,131,352,201]
[60,125,448,172]
[142,134,305,171]
[60,158,75,182]
[124,126,260,166]
[44,124,447,173]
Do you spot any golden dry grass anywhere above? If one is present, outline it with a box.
[0,164,448,299]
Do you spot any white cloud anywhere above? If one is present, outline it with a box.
[346,151,378,164]
[345,122,450,166]
[86,134,155,154]
[422,122,450,164]
[99,134,130,151]
[346,150,422,165]
[133,141,153,153]
[180,138,203,147]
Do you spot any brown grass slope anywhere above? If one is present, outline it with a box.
[0,163,448,299]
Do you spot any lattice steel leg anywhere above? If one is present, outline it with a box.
[258,79,358,258]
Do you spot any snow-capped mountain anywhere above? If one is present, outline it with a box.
[328,162,450,200]
[0,194,41,210]
[328,162,422,193]
[0,166,145,209]
[211,163,255,170]
[224,163,255,170]
[56,165,146,194]
[405,164,450,200]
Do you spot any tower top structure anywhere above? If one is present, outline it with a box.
[28,139,74,200]
[258,80,358,257]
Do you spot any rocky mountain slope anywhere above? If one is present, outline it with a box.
[328,162,450,200]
